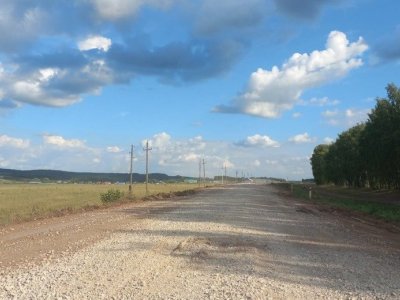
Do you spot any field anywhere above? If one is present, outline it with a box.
[0,183,200,226]
[278,183,400,222]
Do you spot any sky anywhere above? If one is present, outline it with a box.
[0,0,399,180]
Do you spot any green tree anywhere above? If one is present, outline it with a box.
[361,83,400,189]
[310,144,330,185]
[334,124,366,187]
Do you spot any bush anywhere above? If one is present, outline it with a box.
[100,189,124,203]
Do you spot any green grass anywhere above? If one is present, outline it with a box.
[0,183,200,226]
[281,183,400,222]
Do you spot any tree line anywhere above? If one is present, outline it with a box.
[311,83,400,189]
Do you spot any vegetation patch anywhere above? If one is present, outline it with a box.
[100,189,125,203]
[279,183,400,222]
[310,83,400,190]
[0,183,201,226]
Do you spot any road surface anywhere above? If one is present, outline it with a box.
[1,184,400,299]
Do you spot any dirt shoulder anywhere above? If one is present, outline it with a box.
[0,197,182,269]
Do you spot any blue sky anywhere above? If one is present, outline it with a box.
[0,0,399,179]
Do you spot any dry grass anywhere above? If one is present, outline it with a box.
[0,183,199,226]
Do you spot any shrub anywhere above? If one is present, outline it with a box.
[100,189,124,203]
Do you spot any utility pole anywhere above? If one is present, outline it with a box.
[198,159,202,187]
[202,159,206,187]
[143,140,152,195]
[224,164,227,182]
[129,145,134,195]
[221,164,224,185]
[235,170,238,183]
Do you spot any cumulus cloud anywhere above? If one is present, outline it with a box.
[143,132,171,150]
[0,134,30,148]
[43,135,86,149]
[322,108,370,127]
[0,1,251,110]
[0,131,317,179]
[289,133,313,144]
[107,146,123,153]
[78,35,112,52]
[214,31,368,118]
[1,50,121,107]
[323,137,335,144]
[237,134,280,148]
[0,1,46,52]
[90,0,176,20]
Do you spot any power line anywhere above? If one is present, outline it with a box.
[143,140,152,195]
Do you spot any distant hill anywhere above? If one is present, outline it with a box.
[0,168,189,183]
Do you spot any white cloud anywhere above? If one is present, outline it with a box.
[143,132,171,150]
[43,135,86,149]
[39,68,59,81]
[178,153,200,163]
[0,131,317,179]
[78,35,112,52]
[323,137,335,144]
[0,134,30,149]
[215,31,368,118]
[223,160,235,169]
[289,133,313,144]
[322,109,339,118]
[322,108,370,127]
[4,59,116,107]
[302,97,340,107]
[1,51,116,108]
[90,0,175,20]
[107,146,123,153]
[238,134,280,148]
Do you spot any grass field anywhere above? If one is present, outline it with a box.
[0,183,200,226]
[279,183,400,222]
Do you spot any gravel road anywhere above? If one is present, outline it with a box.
[1,184,400,299]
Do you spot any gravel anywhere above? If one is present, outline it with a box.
[1,184,400,299]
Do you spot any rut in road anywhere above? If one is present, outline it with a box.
[1,184,400,299]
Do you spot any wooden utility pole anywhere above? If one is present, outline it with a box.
[143,140,152,195]
[129,145,134,195]
[202,159,206,187]
[198,159,202,187]
[221,164,224,185]
[224,164,227,183]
